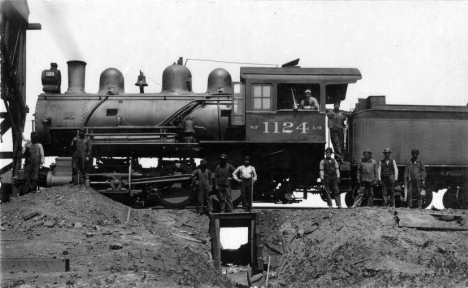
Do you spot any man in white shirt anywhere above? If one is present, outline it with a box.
[233,156,257,212]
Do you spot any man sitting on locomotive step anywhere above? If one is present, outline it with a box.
[215,154,236,213]
[352,150,378,208]
[192,159,214,216]
[325,102,352,162]
[378,148,398,207]
[299,89,319,110]
[319,147,342,209]
[404,150,426,209]
[233,156,257,212]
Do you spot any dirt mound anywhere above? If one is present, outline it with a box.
[2,186,468,287]
[259,208,468,288]
[1,185,235,288]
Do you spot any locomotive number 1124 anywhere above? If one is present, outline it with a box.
[260,121,322,134]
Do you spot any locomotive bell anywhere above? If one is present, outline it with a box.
[161,63,193,93]
[66,60,86,94]
[206,68,232,94]
[98,68,125,95]
[134,70,148,93]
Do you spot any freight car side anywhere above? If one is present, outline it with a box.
[348,96,468,208]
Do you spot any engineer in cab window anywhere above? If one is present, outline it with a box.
[299,89,319,110]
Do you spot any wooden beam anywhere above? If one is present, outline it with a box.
[398,212,468,231]
[1,258,70,273]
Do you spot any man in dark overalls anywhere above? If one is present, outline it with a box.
[404,149,426,209]
[21,132,45,195]
[70,127,92,185]
[325,102,352,162]
[193,159,213,216]
[319,147,342,208]
[214,154,236,213]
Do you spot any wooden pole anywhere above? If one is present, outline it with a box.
[265,256,271,287]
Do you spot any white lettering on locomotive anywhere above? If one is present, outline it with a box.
[261,122,318,134]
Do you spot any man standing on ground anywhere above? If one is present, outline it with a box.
[404,150,426,209]
[70,127,92,185]
[352,150,378,208]
[319,147,342,209]
[193,159,213,216]
[214,154,236,213]
[21,132,45,195]
[233,156,257,212]
[378,148,399,207]
[325,102,352,162]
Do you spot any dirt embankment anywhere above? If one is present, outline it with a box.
[1,185,468,288]
[0,185,235,288]
[259,208,468,288]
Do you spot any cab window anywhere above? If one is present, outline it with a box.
[252,84,271,110]
[277,83,320,110]
[325,84,348,104]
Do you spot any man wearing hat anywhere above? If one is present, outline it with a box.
[352,150,378,208]
[192,159,214,216]
[233,156,257,212]
[70,127,92,185]
[404,150,426,209]
[378,148,399,207]
[319,147,342,208]
[299,89,319,110]
[325,102,352,162]
[21,132,45,195]
[214,154,236,213]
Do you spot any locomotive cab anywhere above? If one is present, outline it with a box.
[236,67,362,143]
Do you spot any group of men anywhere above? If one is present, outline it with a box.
[192,154,257,216]
[320,147,427,209]
[20,128,91,195]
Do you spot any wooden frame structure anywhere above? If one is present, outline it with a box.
[209,212,263,273]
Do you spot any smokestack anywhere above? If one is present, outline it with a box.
[66,60,86,94]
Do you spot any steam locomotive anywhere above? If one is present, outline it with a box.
[32,58,468,209]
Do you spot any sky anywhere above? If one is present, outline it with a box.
[2,0,468,154]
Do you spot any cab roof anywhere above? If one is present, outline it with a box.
[240,67,362,82]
